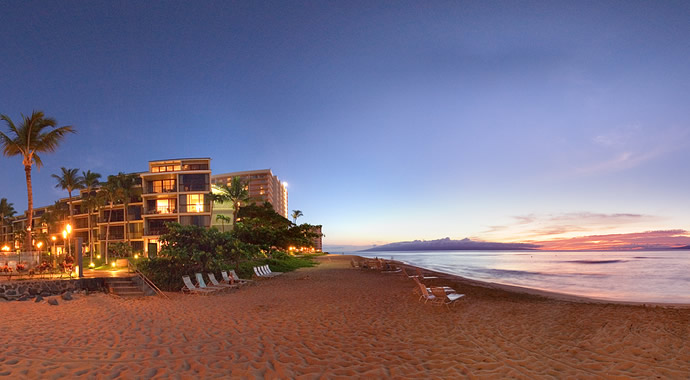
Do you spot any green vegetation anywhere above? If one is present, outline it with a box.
[137,203,323,291]
[0,111,75,250]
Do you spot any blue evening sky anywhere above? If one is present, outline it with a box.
[2,1,689,251]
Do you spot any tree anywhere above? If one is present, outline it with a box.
[113,172,140,245]
[0,111,75,251]
[100,176,121,264]
[51,167,85,255]
[0,198,16,243]
[215,214,232,233]
[211,176,250,229]
[82,170,101,261]
[291,210,303,224]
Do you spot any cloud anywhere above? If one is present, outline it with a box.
[536,230,690,251]
[481,212,655,242]
[577,125,690,175]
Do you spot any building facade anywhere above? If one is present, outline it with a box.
[211,169,288,218]
[0,159,299,260]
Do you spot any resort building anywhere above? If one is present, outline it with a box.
[140,158,212,256]
[211,169,288,218]
[0,159,304,261]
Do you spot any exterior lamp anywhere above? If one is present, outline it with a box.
[51,236,56,242]
[62,230,67,239]
[1,246,9,252]
[134,254,139,259]
[66,224,72,234]
[89,262,95,268]
[96,254,101,259]
[111,262,116,268]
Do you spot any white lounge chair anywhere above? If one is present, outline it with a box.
[412,277,455,299]
[208,273,237,289]
[253,266,265,278]
[182,275,215,294]
[262,265,282,276]
[196,273,225,291]
[431,287,465,309]
[223,270,252,285]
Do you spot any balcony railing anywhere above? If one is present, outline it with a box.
[146,228,168,236]
[145,208,177,215]
[179,184,209,192]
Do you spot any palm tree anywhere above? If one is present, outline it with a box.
[82,170,101,261]
[215,214,232,232]
[0,111,75,251]
[0,198,16,243]
[211,176,250,229]
[113,172,140,246]
[100,177,121,265]
[291,210,304,224]
[51,167,84,256]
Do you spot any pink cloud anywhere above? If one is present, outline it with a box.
[534,230,690,251]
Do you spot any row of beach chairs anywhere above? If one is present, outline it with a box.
[351,258,401,273]
[253,265,283,278]
[181,270,252,294]
[351,258,463,308]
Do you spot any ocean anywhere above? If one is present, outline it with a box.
[356,250,690,304]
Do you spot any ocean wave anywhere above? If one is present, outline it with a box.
[568,260,626,264]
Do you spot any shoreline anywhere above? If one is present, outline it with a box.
[354,254,690,308]
[0,254,688,377]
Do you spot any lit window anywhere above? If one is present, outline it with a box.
[187,194,204,213]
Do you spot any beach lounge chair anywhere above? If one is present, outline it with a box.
[253,266,274,278]
[195,273,225,291]
[262,265,282,276]
[416,268,438,280]
[181,275,215,294]
[412,277,456,299]
[401,267,418,278]
[431,287,465,309]
[224,270,252,285]
[208,273,238,289]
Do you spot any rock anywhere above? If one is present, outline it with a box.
[61,292,73,301]
[35,295,44,303]
[40,291,52,297]
[5,290,16,296]
[18,295,29,301]
[48,298,59,306]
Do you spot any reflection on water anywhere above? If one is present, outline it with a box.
[357,250,690,303]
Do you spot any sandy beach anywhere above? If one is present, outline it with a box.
[0,254,688,378]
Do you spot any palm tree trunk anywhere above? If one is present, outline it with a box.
[105,201,113,264]
[24,164,33,253]
[123,201,129,244]
[87,204,92,263]
[67,190,73,256]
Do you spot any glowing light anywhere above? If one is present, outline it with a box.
[62,230,67,239]
[89,262,95,268]
[283,181,288,187]
[111,262,116,268]
[51,236,57,241]
[36,242,43,249]
[1,246,9,252]
[134,254,139,259]
[66,224,72,234]
[96,254,101,259]
[195,203,203,212]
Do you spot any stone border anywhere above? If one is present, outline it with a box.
[0,278,105,301]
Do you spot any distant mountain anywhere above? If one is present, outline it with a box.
[361,237,540,252]
[673,245,690,250]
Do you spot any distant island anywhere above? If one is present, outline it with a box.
[361,237,540,252]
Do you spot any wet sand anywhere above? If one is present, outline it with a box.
[0,254,687,378]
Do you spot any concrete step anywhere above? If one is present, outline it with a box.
[104,277,146,297]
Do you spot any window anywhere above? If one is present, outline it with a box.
[156,199,176,214]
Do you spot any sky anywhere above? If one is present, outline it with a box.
[1,1,690,251]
